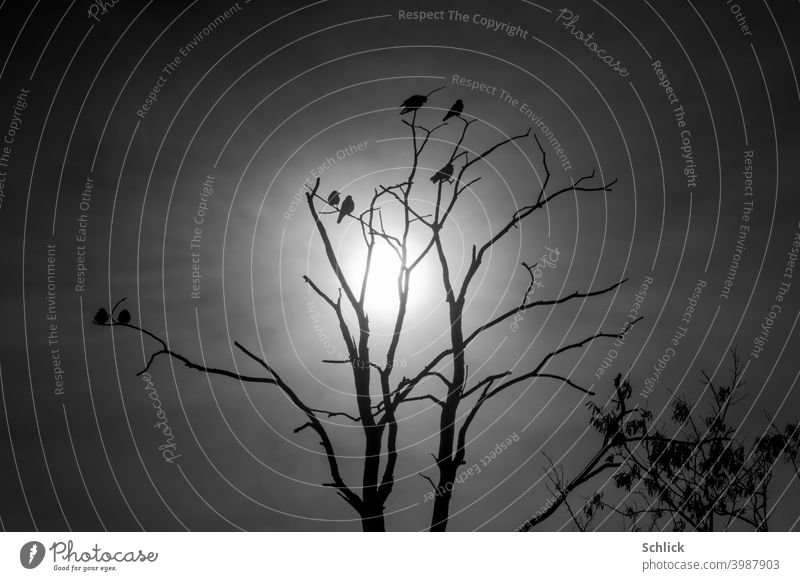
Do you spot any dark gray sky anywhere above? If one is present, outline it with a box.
[1,0,799,531]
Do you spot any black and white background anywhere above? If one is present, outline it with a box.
[0,0,799,533]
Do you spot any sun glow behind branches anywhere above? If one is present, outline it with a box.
[337,226,443,330]
[363,240,404,316]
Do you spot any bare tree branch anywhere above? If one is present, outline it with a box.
[98,318,363,512]
[233,340,363,511]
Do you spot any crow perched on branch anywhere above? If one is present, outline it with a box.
[399,86,445,115]
[442,99,464,121]
[117,309,131,325]
[430,162,454,184]
[337,195,355,223]
[93,308,109,324]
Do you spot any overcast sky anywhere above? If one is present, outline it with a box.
[1,0,799,531]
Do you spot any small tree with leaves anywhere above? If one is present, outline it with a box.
[519,352,800,532]
[95,88,628,531]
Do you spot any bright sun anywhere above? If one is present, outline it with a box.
[340,233,440,324]
[363,242,404,315]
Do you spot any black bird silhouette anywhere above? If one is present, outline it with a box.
[327,190,341,206]
[337,195,354,223]
[93,308,109,324]
[399,86,445,115]
[442,99,464,121]
[430,162,454,184]
[400,94,425,115]
[117,309,131,325]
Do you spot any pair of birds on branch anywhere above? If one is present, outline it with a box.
[399,87,464,122]
[93,306,130,325]
[327,190,355,223]
[326,162,451,225]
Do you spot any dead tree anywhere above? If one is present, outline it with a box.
[520,352,800,532]
[407,115,624,531]
[95,89,628,531]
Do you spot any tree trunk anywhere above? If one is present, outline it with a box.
[352,330,386,532]
[429,299,467,532]
[360,503,386,531]
[429,461,457,531]
[361,422,385,531]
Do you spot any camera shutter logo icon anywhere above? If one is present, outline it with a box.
[20,541,45,569]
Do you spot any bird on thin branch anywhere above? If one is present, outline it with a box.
[399,86,445,115]
[430,162,454,184]
[327,190,341,206]
[93,308,109,324]
[337,195,355,223]
[442,99,464,121]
